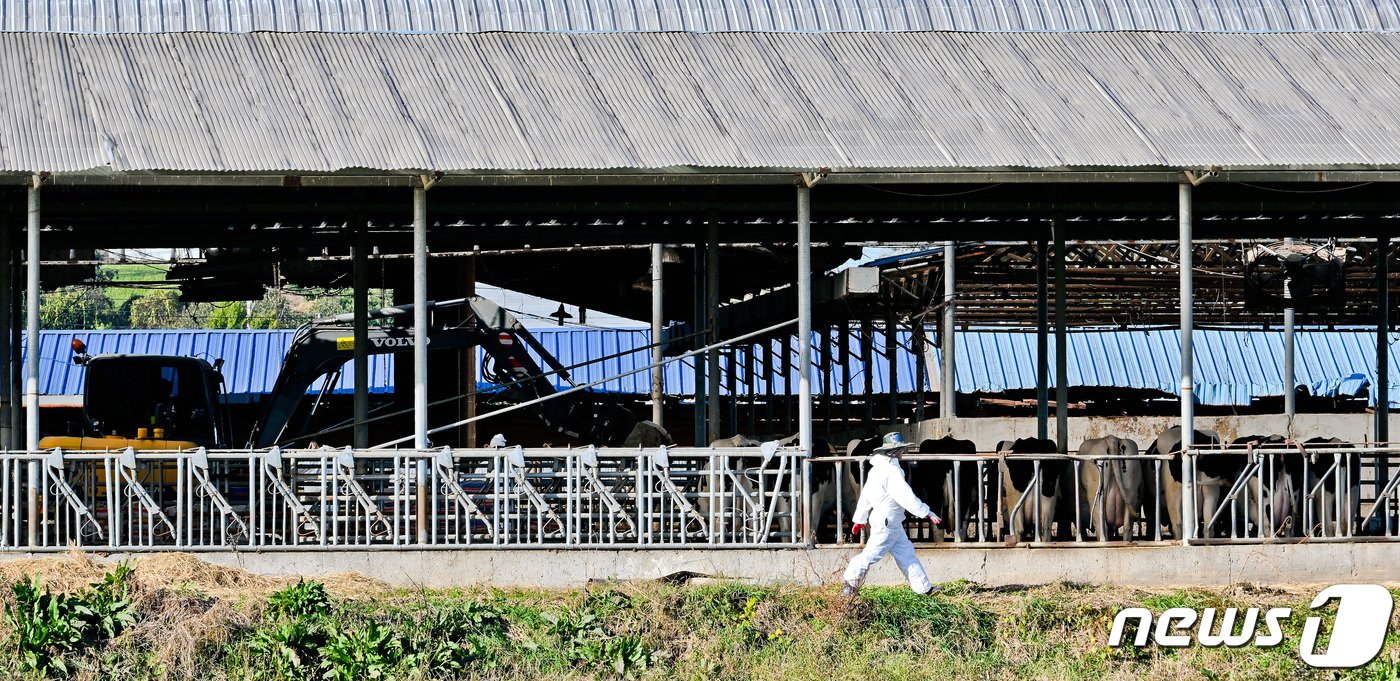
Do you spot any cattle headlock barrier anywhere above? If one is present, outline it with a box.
[5,441,1400,553]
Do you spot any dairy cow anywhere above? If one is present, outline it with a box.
[1144,426,1222,539]
[910,436,983,542]
[997,437,1066,541]
[1300,437,1361,537]
[1076,436,1145,541]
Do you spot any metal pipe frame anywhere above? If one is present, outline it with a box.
[1283,236,1296,437]
[797,185,814,545]
[1180,183,1197,543]
[941,240,956,425]
[651,244,665,426]
[0,446,808,551]
[1053,218,1069,454]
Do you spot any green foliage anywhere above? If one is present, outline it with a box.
[320,620,401,681]
[128,288,193,329]
[3,563,140,676]
[4,577,85,676]
[543,590,662,677]
[265,580,332,620]
[206,301,248,330]
[40,285,120,329]
[246,619,322,681]
[859,586,995,652]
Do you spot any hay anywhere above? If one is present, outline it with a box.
[0,547,106,592]
[130,553,277,597]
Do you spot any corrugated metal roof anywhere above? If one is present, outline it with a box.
[5,0,1400,33]
[522,327,1400,407]
[5,31,1400,173]
[25,330,393,403]
[945,329,1398,406]
[23,328,1400,407]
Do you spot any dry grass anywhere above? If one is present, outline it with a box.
[0,552,1392,680]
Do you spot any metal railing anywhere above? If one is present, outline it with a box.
[811,442,1400,546]
[11,440,1400,551]
[0,445,807,551]
[1183,442,1400,542]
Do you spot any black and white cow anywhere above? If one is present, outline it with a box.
[1301,437,1361,537]
[997,437,1066,542]
[910,436,983,542]
[1076,436,1145,541]
[1144,426,1221,539]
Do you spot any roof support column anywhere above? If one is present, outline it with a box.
[0,210,11,452]
[651,244,665,427]
[706,223,721,441]
[1036,238,1049,441]
[796,185,813,455]
[1376,234,1390,503]
[413,187,429,451]
[1053,217,1068,454]
[412,185,428,545]
[1283,237,1295,438]
[797,182,814,547]
[1179,183,1197,544]
[352,224,369,450]
[25,179,40,453]
[25,178,40,549]
[692,244,707,445]
[941,241,956,430]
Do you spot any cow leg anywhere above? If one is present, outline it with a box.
[1163,478,1183,540]
[809,480,834,544]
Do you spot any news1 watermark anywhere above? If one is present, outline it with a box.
[1108,584,1395,668]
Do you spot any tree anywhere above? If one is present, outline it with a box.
[39,286,118,329]
[128,289,193,329]
[206,302,248,329]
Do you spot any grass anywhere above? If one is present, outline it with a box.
[0,552,1397,679]
[99,264,171,311]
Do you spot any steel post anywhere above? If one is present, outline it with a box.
[1284,237,1296,437]
[25,181,39,453]
[706,223,721,441]
[797,184,814,545]
[413,187,428,544]
[797,187,813,450]
[941,240,956,428]
[353,224,370,449]
[1377,234,1390,501]
[1036,238,1049,441]
[1180,183,1197,543]
[1053,218,1068,454]
[0,213,10,451]
[25,180,39,548]
[692,243,707,445]
[651,244,665,426]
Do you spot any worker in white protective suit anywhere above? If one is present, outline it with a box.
[842,432,942,596]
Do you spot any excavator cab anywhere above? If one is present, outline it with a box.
[39,350,230,450]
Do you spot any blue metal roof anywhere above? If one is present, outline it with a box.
[26,330,393,404]
[944,329,1393,407]
[23,328,1400,407]
[6,0,1400,33]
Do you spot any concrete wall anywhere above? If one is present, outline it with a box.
[42,544,1398,588]
[910,413,1396,450]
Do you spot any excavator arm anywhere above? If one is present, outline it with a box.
[248,296,636,448]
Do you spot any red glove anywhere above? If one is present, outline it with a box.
[929,514,942,526]
[851,523,866,536]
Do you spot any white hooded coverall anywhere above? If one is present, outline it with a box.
[842,453,937,593]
